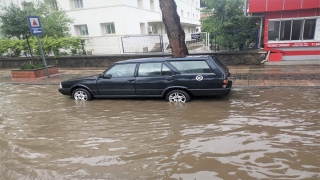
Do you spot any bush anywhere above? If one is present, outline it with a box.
[20,62,45,70]
[0,36,83,58]
[0,38,25,58]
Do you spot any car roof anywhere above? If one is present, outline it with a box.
[116,55,212,63]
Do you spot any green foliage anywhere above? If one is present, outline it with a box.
[34,36,82,57]
[20,61,44,70]
[0,1,73,39]
[0,37,82,58]
[201,0,259,50]
[0,38,26,57]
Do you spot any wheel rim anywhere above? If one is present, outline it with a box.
[168,92,186,103]
[74,90,88,101]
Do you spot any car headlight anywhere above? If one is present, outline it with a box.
[59,83,62,88]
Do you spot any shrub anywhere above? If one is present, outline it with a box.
[0,36,83,58]
[20,62,45,70]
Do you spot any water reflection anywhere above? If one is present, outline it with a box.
[0,85,319,179]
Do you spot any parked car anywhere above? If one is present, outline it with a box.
[58,56,232,103]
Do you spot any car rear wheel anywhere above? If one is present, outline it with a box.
[166,90,190,103]
[72,88,92,101]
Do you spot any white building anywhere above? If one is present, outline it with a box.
[1,0,204,54]
[58,0,201,37]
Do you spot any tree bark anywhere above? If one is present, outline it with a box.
[159,0,189,57]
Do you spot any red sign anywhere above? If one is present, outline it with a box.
[266,42,320,48]
[32,20,38,26]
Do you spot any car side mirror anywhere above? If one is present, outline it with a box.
[103,74,112,79]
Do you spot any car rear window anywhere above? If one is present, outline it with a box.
[169,60,213,74]
[211,56,228,72]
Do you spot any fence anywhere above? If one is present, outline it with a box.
[83,33,210,55]
[162,32,209,53]
[121,35,163,53]
[210,29,260,52]
[85,36,122,54]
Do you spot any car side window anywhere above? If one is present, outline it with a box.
[169,60,213,74]
[105,63,136,77]
[162,64,174,76]
[138,63,162,76]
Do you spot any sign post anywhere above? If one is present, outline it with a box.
[27,16,49,78]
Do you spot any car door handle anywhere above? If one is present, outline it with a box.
[165,77,174,81]
[127,79,135,82]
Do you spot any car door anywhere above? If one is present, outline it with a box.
[168,60,221,93]
[96,63,137,96]
[135,62,175,96]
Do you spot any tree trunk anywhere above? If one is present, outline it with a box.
[26,37,34,63]
[159,0,189,57]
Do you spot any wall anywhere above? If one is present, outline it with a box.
[0,52,267,69]
[249,0,320,12]
[264,9,320,44]
[58,0,200,37]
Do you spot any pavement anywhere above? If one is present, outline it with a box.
[0,65,320,88]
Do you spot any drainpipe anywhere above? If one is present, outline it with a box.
[244,0,265,49]
[244,0,265,18]
[261,51,270,64]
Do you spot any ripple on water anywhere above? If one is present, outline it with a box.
[0,85,319,179]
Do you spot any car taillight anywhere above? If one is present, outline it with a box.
[223,80,228,85]
[223,80,228,88]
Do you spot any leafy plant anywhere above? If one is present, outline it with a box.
[0,36,82,58]
[201,0,259,50]
[20,61,44,70]
[0,1,74,60]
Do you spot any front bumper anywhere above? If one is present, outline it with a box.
[58,88,71,96]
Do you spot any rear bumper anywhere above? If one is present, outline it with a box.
[58,88,71,96]
[190,80,232,96]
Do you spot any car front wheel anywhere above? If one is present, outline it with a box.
[166,90,190,103]
[72,88,92,101]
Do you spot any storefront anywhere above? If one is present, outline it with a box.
[246,0,320,61]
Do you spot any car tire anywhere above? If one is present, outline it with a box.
[166,90,191,103]
[72,88,92,101]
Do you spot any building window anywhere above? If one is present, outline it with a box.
[76,25,89,36]
[46,0,58,10]
[103,23,116,34]
[22,2,33,10]
[74,0,83,8]
[137,0,143,8]
[188,12,190,19]
[181,10,184,18]
[268,18,317,41]
[150,0,155,11]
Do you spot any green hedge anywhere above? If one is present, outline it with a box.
[0,36,83,58]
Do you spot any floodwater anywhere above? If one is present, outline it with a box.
[0,84,319,180]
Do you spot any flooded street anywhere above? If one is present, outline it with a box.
[0,84,319,180]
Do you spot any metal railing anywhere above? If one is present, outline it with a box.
[210,29,260,51]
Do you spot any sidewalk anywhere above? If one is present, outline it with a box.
[0,65,319,88]
[229,65,320,87]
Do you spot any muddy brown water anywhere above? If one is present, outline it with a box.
[0,84,319,180]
